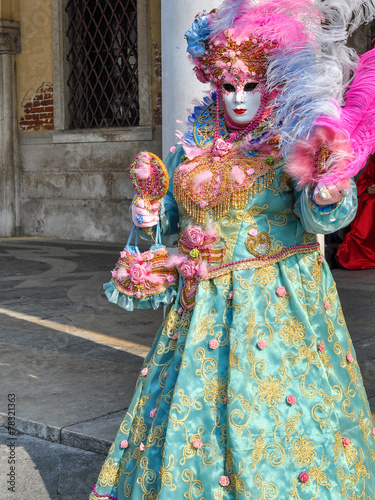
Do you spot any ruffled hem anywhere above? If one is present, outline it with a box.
[103,281,178,311]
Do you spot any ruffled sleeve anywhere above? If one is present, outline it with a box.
[293,179,358,234]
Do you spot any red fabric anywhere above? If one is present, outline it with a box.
[336,155,375,269]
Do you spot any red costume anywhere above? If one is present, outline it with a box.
[336,155,375,269]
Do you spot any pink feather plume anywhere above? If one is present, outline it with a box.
[230,165,246,185]
[286,125,353,190]
[178,161,198,175]
[191,170,213,191]
[210,0,321,48]
[115,268,129,280]
[133,152,151,180]
[287,46,375,188]
[166,254,186,268]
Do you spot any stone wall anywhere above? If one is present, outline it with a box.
[19,130,162,242]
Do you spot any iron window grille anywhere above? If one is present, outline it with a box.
[66,0,139,129]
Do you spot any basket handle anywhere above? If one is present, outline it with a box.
[126,224,140,249]
[155,221,162,245]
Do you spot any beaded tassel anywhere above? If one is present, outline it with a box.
[174,148,278,224]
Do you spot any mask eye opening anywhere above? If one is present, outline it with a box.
[222,83,236,92]
[244,82,259,92]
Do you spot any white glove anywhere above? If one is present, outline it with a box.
[313,180,349,206]
[131,198,160,227]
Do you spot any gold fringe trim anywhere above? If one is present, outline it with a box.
[174,148,279,225]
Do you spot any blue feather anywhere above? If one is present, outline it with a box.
[178,92,217,148]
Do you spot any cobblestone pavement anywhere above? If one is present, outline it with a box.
[0,238,374,499]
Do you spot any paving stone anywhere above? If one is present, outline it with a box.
[0,428,103,500]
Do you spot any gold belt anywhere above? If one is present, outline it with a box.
[206,243,320,279]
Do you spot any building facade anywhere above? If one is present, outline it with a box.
[0,0,162,241]
[0,1,374,241]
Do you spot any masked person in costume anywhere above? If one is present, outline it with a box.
[90,1,375,498]
[336,154,375,269]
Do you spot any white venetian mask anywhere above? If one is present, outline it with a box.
[220,78,263,126]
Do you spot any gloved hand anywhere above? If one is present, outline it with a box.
[131,198,160,227]
[313,180,350,206]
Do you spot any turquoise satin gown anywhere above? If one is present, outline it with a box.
[91,139,375,499]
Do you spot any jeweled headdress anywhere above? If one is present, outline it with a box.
[185,0,319,85]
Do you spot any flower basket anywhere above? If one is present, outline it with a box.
[104,224,178,311]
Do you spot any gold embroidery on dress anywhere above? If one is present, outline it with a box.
[181,469,206,500]
[290,436,317,467]
[98,457,120,488]
[174,148,279,224]
[279,317,307,347]
[159,455,177,491]
[257,376,286,406]
[246,231,272,257]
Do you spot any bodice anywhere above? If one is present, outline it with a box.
[173,148,318,281]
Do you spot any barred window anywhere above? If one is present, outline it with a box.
[66,0,139,129]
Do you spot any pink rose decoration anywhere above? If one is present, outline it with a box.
[213,138,232,157]
[135,291,142,299]
[299,472,309,483]
[209,339,219,350]
[178,307,183,315]
[120,439,128,449]
[194,65,210,84]
[150,408,157,418]
[287,395,297,406]
[112,270,117,278]
[179,260,207,280]
[318,255,324,263]
[258,340,266,350]
[228,290,234,300]
[230,60,249,79]
[324,301,330,310]
[200,200,207,208]
[246,168,255,176]
[179,260,197,280]
[120,251,126,258]
[193,439,203,449]
[129,259,150,285]
[346,353,354,363]
[317,341,325,352]
[141,367,148,377]
[219,475,230,487]
[249,228,258,236]
[223,49,236,59]
[147,252,154,260]
[167,275,175,283]
[173,332,178,340]
[139,442,145,451]
[342,437,350,447]
[372,428,375,436]
[185,225,205,247]
[276,286,287,297]
[170,146,176,152]
[163,372,168,380]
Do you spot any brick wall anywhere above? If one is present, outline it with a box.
[20,82,54,131]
